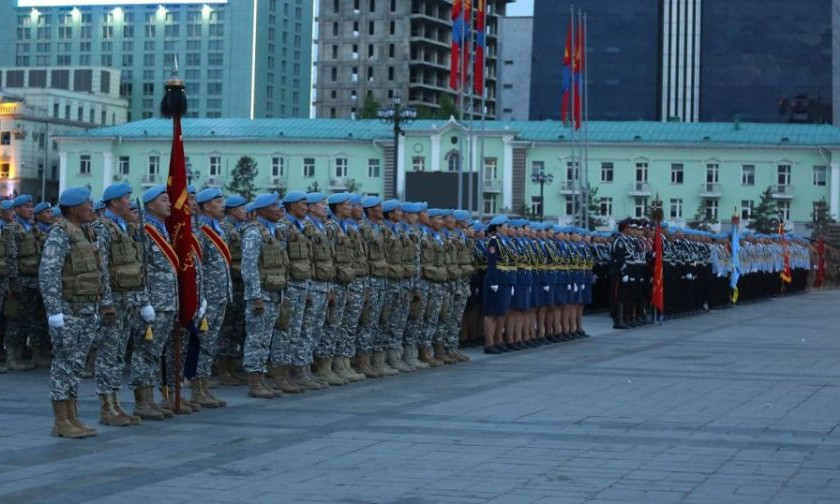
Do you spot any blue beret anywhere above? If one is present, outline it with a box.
[417,202,428,212]
[399,202,415,213]
[489,215,508,226]
[361,196,382,209]
[428,208,446,218]
[471,221,484,232]
[197,187,223,204]
[34,202,52,215]
[188,185,197,195]
[306,192,325,204]
[102,182,132,202]
[142,185,167,204]
[382,199,401,213]
[453,210,470,222]
[282,191,307,204]
[327,192,351,205]
[225,195,247,209]
[253,192,280,210]
[349,194,362,205]
[12,194,32,207]
[52,206,62,216]
[1,200,13,211]
[438,209,453,217]
[59,186,91,207]
[245,202,255,213]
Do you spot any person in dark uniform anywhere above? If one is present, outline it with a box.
[609,219,632,329]
[482,216,511,354]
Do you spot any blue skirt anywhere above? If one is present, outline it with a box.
[482,270,511,317]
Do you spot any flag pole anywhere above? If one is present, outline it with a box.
[457,0,465,211]
[478,52,487,220]
[467,4,475,214]
[569,5,577,225]
[583,11,590,230]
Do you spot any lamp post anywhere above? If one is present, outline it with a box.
[530,169,553,222]
[378,95,417,199]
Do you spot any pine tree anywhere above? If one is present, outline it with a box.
[226,156,259,201]
[688,200,716,231]
[306,180,321,193]
[584,186,606,230]
[357,94,381,119]
[344,178,363,193]
[806,197,836,236]
[436,94,458,120]
[747,186,780,233]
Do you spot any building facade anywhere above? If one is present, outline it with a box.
[530,0,833,124]
[57,118,840,232]
[1,67,128,202]
[313,0,509,119]
[497,15,531,121]
[0,0,313,121]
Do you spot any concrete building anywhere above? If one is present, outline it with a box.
[0,0,313,121]
[56,118,840,232]
[0,66,128,202]
[313,0,510,119]
[497,16,532,121]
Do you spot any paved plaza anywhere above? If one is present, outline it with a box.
[1,290,839,504]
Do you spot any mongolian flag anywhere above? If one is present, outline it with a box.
[651,220,664,312]
[560,21,572,124]
[473,0,486,93]
[573,16,584,131]
[450,0,470,90]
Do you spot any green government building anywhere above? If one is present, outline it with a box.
[56,117,840,232]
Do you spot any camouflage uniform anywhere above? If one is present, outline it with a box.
[218,217,246,359]
[92,214,147,395]
[0,220,9,372]
[444,231,472,350]
[316,219,351,358]
[301,216,333,363]
[421,227,449,350]
[383,222,410,352]
[196,216,233,378]
[129,216,178,391]
[274,215,312,367]
[358,220,388,353]
[39,221,102,400]
[403,223,427,348]
[337,220,367,358]
[241,218,285,374]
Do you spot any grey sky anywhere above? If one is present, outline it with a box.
[506,0,534,16]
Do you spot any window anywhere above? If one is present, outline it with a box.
[530,160,544,176]
[484,157,498,179]
[148,155,160,175]
[303,158,315,177]
[634,197,647,218]
[669,198,683,219]
[483,194,497,214]
[0,163,9,178]
[209,156,221,176]
[670,163,684,184]
[706,163,719,184]
[741,164,755,185]
[599,197,612,216]
[118,156,130,175]
[412,156,425,172]
[635,162,648,182]
[777,164,791,186]
[813,165,827,186]
[565,196,578,216]
[0,132,10,146]
[565,160,579,183]
[530,196,542,217]
[704,200,719,221]
[778,200,790,221]
[367,158,380,178]
[79,155,91,175]
[741,200,753,220]
[271,157,285,177]
[335,157,348,178]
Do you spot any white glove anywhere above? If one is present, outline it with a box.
[511,286,515,296]
[48,313,64,328]
[581,285,586,291]
[573,284,579,292]
[140,304,156,323]
[490,285,499,293]
[543,285,550,292]
[567,284,572,290]
[198,298,207,319]
[622,275,629,283]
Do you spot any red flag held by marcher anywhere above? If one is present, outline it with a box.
[651,220,664,312]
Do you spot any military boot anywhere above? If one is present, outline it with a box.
[31,345,51,368]
[434,343,457,364]
[190,379,221,408]
[217,357,244,386]
[161,388,194,414]
[99,394,131,427]
[290,365,322,390]
[111,393,141,425]
[66,398,98,436]
[143,388,174,419]
[200,378,226,407]
[401,345,422,371]
[301,365,329,390]
[51,400,91,438]
[418,346,441,367]
[371,351,399,376]
[314,357,347,386]
[407,345,430,370]
[387,350,413,373]
[246,373,274,399]
[132,388,164,420]
[354,353,381,378]
[269,365,303,394]
[450,347,471,363]
[334,357,365,382]
[7,346,34,371]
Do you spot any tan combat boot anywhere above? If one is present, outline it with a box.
[387,350,413,373]
[451,347,471,363]
[371,351,399,376]
[354,353,380,378]
[144,387,174,419]
[190,378,221,408]
[217,357,243,386]
[111,393,141,425]
[66,398,98,436]
[434,343,457,364]
[293,365,326,390]
[132,388,164,420]
[51,400,90,438]
[99,394,131,427]
[161,388,194,415]
[268,365,301,394]
[418,346,441,367]
[246,373,274,399]
[407,345,429,370]
[314,357,347,386]
[334,357,365,382]
[201,378,226,407]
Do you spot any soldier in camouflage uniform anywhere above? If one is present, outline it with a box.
[399,202,430,370]
[432,210,459,364]
[91,183,151,427]
[442,211,473,362]
[344,195,376,377]
[193,187,232,407]
[216,195,249,385]
[39,186,101,438]
[129,185,178,420]
[381,200,413,373]
[0,200,13,374]
[241,192,286,399]
[420,209,450,366]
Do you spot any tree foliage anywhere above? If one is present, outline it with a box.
[226,155,259,201]
[357,94,381,119]
[747,186,780,233]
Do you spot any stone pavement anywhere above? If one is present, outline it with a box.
[1,290,840,504]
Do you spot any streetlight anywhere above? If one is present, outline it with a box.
[530,169,553,222]
[378,94,416,199]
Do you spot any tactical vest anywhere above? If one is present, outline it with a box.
[286,220,313,281]
[305,221,335,282]
[60,221,103,302]
[101,218,144,291]
[400,231,416,279]
[226,223,244,285]
[252,223,288,292]
[383,225,404,281]
[348,225,369,278]
[333,224,356,284]
[364,223,388,278]
[445,235,462,281]
[0,228,7,278]
[14,222,42,276]
[455,235,473,279]
[421,233,448,283]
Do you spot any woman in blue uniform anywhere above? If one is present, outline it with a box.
[482,216,513,353]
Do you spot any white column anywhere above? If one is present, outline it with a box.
[102,151,113,193]
[502,136,514,211]
[692,0,702,122]
[830,161,840,220]
[430,133,441,171]
[58,151,67,193]
[396,134,406,200]
[660,0,671,120]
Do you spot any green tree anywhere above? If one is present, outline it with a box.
[437,93,458,119]
[584,186,606,230]
[306,180,321,193]
[357,94,381,119]
[747,186,780,233]
[226,156,259,200]
[344,178,362,193]
[806,197,836,236]
[688,199,716,231]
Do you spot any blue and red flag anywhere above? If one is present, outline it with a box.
[473,0,486,93]
[560,20,572,124]
[573,16,584,130]
[450,0,471,90]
